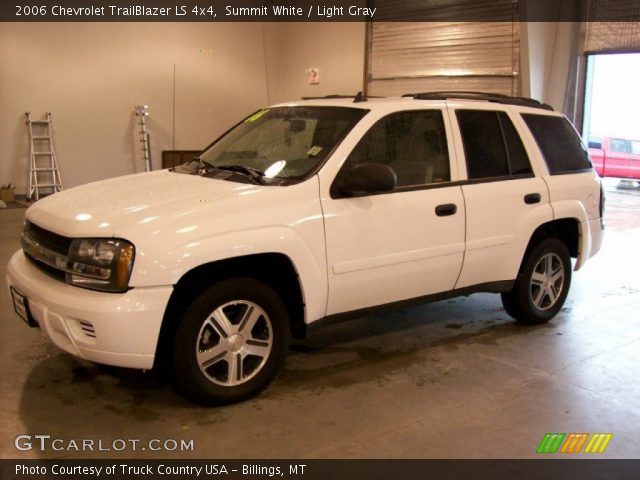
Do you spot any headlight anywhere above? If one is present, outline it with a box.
[66,239,135,293]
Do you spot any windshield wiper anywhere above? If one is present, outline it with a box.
[213,165,267,184]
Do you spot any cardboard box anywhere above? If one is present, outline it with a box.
[0,187,15,203]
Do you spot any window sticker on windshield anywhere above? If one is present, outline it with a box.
[307,146,323,156]
[245,109,269,123]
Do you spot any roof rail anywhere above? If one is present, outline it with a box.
[302,94,352,100]
[301,92,379,103]
[403,91,554,111]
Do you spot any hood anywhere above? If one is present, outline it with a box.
[26,170,265,238]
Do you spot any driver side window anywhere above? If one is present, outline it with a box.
[346,110,451,188]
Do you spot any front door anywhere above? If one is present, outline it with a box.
[320,108,465,316]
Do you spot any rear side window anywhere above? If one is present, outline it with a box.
[456,110,532,180]
[522,114,592,174]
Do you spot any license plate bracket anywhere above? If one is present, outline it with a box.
[10,286,38,328]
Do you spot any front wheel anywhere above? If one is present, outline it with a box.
[172,278,289,405]
[501,238,571,325]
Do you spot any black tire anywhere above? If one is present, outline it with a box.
[172,277,289,405]
[501,238,571,325]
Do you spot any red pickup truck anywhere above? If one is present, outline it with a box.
[588,136,640,180]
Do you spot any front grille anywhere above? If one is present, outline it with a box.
[24,221,72,254]
[24,253,66,281]
[22,221,72,282]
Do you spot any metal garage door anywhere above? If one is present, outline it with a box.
[365,1,520,97]
[583,0,640,53]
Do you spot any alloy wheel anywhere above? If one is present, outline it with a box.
[529,252,565,311]
[195,300,273,387]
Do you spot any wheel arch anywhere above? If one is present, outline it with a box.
[153,253,306,371]
[520,218,580,273]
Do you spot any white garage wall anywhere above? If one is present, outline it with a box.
[520,22,578,112]
[262,22,366,104]
[0,22,270,194]
[9,21,588,193]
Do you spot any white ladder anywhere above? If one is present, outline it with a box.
[26,112,63,201]
[135,105,152,171]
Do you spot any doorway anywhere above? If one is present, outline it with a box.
[582,53,640,190]
[583,53,640,142]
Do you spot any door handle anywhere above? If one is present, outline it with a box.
[435,203,457,216]
[524,193,541,204]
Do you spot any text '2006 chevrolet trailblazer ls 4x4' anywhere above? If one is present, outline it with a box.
[7,92,604,405]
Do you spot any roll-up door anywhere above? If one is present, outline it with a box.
[583,0,640,53]
[366,1,520,97]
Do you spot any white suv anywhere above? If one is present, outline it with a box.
[7,92,604,405]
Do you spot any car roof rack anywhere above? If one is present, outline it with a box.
[301,92,378,103]
[402,91,554,111]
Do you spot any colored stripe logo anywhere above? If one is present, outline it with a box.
[560,433,589,453]
[584,433,613,453]
[537,433,566,453]
[537,433,612,454]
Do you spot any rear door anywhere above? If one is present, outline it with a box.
[448,106,552,287]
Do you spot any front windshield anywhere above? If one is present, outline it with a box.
[199,106,366,181]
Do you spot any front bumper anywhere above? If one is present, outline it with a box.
[6,250,173,370]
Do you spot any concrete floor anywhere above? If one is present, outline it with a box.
[1,179,639,459]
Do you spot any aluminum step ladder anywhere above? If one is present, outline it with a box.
[26,112,63,201]
[134,105,152,172]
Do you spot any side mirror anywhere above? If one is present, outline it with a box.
[340,162,397,195]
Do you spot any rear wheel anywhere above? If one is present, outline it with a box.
[172,278,289,405]
[501,238,571,324]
